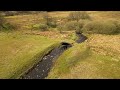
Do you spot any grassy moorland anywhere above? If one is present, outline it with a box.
[47,11,120,79]
[0,11,120,79]
[0,32,61,79]
[47,34,120,79]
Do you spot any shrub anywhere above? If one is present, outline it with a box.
[75,19,90,33]
[82,20,118,35]
[0,13,14,31]
[0,12,15,31]
[63,20,90,33]
[47,21,57,28]
[42,12,57,28]
[32,23,48,31]
[39,24,48,31]
[107,19,120,33]
[2,23,15,30]
[64,21,78,31]
[0,13,5,27]
[68,11,91,22]
[56,19,88,33]
[116,22,120,33]
[57,25,64,33]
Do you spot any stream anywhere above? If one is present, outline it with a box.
[21,32,87,79]
[75,32,88,43]
[21,42,72,79]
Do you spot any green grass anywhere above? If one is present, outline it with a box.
[47,43,91,78]
[47,34,120,79]
[82,20,119,35]
[1,11,120,79]
[0,32,60,79]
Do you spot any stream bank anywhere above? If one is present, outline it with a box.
[21,32,87,79]
[21,42,72,79]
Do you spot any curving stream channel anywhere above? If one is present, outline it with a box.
[75,32,88,43]
[21,33,87,79]
[21,42,72,79]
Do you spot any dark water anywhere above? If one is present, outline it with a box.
[20,32,87,79]
[76,33,88,43]
[21,42,72,79]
